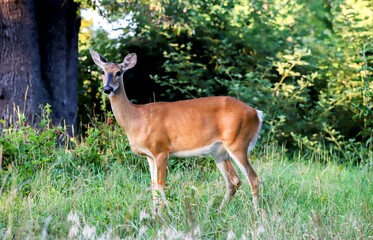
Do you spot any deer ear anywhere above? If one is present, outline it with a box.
[120,53,137,70]
[89,48,108,68]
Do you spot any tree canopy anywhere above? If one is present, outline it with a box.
[78,0,372,161]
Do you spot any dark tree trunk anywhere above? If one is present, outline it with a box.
[0,0,48,124]
[36,0,80,129]
[0,0,80,132]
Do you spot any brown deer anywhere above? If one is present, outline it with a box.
[89,49,263,213]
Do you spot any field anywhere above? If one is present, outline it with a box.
[0,122,371,239]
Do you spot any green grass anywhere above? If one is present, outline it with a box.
[1,146,371,239]
[0,122,372,239]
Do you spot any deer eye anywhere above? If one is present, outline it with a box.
[115,71,121,77]
[100,69,104,75]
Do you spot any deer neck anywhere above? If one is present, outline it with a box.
[108,83,139,132]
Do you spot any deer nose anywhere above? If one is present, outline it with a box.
[103,85,113,94]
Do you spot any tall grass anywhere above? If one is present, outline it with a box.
[0,115,372,239]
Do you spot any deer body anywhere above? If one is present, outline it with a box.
[90,49,263,213]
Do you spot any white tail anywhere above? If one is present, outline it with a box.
[89,49,263,213]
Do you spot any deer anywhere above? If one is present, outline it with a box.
[89,49,263,213]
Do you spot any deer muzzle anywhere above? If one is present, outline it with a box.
[103,85,113,94]
[103,73,114,94]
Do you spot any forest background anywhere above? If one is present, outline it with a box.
[0,0,372,239]
[78,0,372,161]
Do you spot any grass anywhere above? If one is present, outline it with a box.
[0,122,372,239]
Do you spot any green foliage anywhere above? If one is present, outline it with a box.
[0,121,371,238]
[0,104,69,177]
[1,102,371,238]
[353,43,373,141]
[72,116,147,171]
[0,105,145,178]
[77,0,373,161]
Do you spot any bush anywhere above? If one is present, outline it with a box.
[77,0,372,162]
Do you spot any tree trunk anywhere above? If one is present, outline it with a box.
[36,0,80,129]
[0,0,48,124]
[0,0,80,132]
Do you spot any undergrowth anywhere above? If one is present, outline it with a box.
[0,110,372,239]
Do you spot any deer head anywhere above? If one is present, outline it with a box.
[89,49,137,96]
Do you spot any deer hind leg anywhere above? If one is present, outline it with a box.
[226,147,260,211]
[215,160,242,209]
[212,146,242,209]
[147,153,169,214]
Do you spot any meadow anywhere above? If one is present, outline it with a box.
[0,118,371,239]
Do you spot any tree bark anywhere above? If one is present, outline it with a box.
[0,0,48,124]
[36,0,80,129]
[0,0,80,132]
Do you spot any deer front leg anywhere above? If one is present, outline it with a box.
[146,156,156,199]
[148,154,168,214]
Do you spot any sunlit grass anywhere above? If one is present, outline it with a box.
[0,136,371,239]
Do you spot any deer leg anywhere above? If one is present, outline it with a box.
[213,147,242,209]
[227,148,260,212]
[146,157,158,208]
[215,159,242,209]
[152,153,169,214]
[226,160,242,199]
